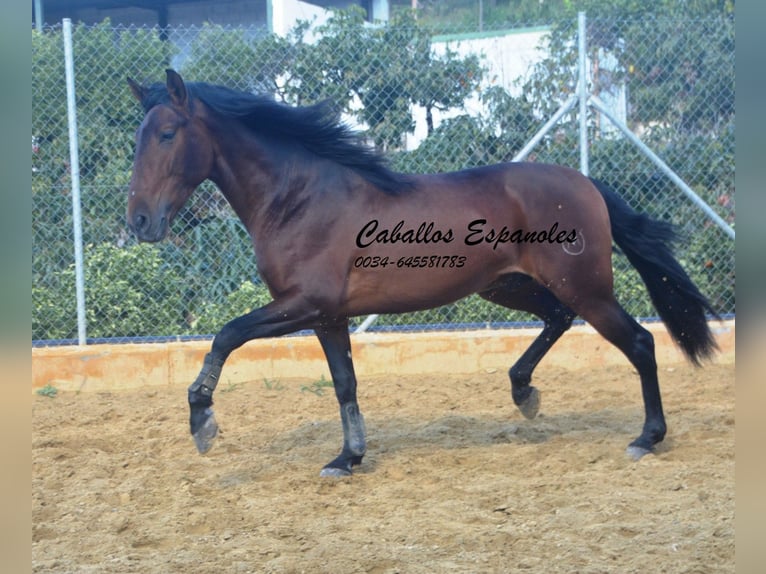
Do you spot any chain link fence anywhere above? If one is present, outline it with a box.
[32,9,735,344]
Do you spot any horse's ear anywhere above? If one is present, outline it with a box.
[127,77,146,105]
[165,69,189,110]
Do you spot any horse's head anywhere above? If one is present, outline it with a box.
[126,69,214,242]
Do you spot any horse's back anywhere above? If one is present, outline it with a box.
[415,162,609,238]
[416,162,605,210]
[427,161,615,298]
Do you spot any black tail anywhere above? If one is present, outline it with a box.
[590,177,719,365]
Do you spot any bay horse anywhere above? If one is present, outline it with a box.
[126,70,717,476]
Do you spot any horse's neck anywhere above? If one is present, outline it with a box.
[207,124,382,246]
[208,131,281,228]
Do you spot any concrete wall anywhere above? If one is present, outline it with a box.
[32,320,734,393]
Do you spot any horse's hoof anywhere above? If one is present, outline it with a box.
[192,408,218,454]
[518,386,540,419]
[319,466,352,478]
[626,445,652,461]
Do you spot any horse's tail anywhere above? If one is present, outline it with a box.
[589,177,719,365]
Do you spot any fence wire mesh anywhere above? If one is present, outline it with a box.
[32,10,735,344]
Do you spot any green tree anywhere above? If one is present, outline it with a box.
[285,7,484,150]
[182,23,296,95]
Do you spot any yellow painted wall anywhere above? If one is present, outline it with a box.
[32,320,734,393]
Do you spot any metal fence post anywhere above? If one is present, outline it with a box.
[34,0,44,32]
[578,11,589,176]
[63,18,88,345]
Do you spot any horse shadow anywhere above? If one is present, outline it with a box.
[226,405,651,480]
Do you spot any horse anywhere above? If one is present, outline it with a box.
[126,69,718,476]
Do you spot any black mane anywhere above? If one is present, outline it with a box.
[140,81,415,195]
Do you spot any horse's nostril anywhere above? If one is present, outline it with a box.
[134,213,148,231]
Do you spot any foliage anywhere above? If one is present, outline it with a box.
[36,384,58,398]
[33,243,188,340]
[182,24,292,93]
[31,6,734,341]
[285,7,485,149]
[394,114,499,173]
[193,279,273,335]
[300,375,334,396]
[411,0,735,30]
[519,1,735,137]
[183,8,484,150]
[263,379,285,391]
[411,0,572,30]
[32,22,171,283]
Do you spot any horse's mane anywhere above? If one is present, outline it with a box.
[140,81,415,195]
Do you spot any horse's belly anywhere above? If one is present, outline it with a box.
[343,261,497,316]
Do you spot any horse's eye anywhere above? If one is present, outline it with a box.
[160,130,176,142]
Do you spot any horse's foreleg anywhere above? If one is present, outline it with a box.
[480,274,575,419]
[315,320,366,477]
[188,352,225,453]
[188,300,319,454]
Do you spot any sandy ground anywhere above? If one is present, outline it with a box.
[32,360,734,573]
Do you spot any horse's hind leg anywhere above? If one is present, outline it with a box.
[315,319,367,477]
[573,296,666,459]
[480,274,576,420]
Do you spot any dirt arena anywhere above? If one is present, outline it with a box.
[33,359,734,573]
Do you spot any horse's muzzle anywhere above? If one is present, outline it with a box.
[128,210,169,243]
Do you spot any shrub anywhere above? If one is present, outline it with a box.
[193,280,274,335]
[33,243,188,340]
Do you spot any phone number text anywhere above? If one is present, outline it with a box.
[353,255,467,269]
